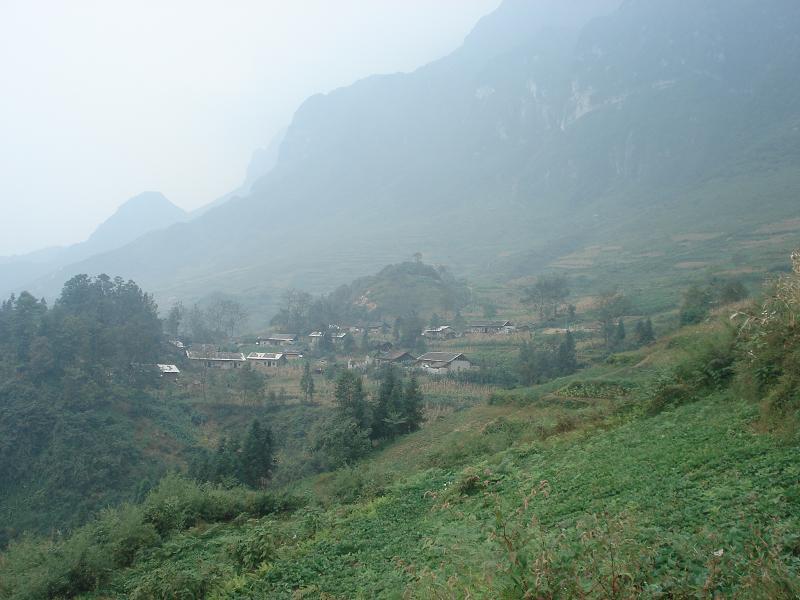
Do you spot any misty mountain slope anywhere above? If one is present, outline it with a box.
[17,0,800,311]
[189,127,288,219]
[80,191,187,254]
[0,192,187,297]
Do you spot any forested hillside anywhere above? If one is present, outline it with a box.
[0,276,184,543]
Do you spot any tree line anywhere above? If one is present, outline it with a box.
[309,367,425,471]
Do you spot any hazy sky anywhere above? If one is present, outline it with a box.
[0,0,500,256]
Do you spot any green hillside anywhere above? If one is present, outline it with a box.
[3,257,800,598]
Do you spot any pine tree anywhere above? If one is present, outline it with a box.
[556,331,578,376]
[300,362,315,403]
[360,329,370,352]
[634,318,656,345]
[372,366,403,439]
[402,375,425,434]
[615,319,626,347]
[334,371,370,430]
[240,420,274,489]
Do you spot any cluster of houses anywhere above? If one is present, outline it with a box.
[178,346,473,376]
[421,320,518,339]
[159,319,518,379]
[258,320,519,346]
[184,348,304,372]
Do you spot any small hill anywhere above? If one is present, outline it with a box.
[329,261,471,319]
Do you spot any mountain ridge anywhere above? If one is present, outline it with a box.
[6,0,800,316]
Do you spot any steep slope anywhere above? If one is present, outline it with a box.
[18,0,800,311]
[189,127,288,219]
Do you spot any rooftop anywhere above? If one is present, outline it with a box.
[186,350,246,361]
[416,352,466,364]
[469,320,512,328]
[247,352,284,360]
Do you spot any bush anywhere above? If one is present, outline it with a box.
[142,474,301,536]
[0,475,303,599]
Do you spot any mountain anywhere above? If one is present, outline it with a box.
[9,0,800,314]
[0,192,188,296]
[80,191,188,255]
[0,192,187,298]
[189,127,288,219]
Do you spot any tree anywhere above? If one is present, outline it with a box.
[309,415,372,470]
[615,319,626,347]
[482,302,498,319]
[718,279,748,305]
[371,367,425,440]
[240,420,274,488]
[165,302,184,338]
[522,274,570,321]
[555,331,578,376]
[186,304,212,342]
[212,437,242,485]
[680,285,712,325]
[402,375,425,434]
[360,329,370,352]
[452,310,467,335]
[205,298,247,338]
[271,289,313,334]
[333,371,370,431]
[300,362,315,403]
[397,311,424,349]
[342,333,356,354]
[238,364,265,404]
[597,288,631,348]
[634,319,655,345]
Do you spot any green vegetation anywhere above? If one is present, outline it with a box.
[0,275,172,544]
[269,261,470,335]
[3,254,800,597]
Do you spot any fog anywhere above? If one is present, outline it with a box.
[0,0,500,256]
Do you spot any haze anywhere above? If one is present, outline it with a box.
[0,0,500,256]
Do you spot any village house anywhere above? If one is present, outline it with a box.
[347,322,388,335]
[416,352,472,375]
[186,349,247,369]
[467,320,516,335]
[375,350,416,366]
[422,325,456,340]
[258,333,298,347]
[157,364,180,379]
[282,349,305,361]
[247,352,287,371]
[309,330,349,346]
[347,356,373,370]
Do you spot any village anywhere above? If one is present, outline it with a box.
[158,319,528,381]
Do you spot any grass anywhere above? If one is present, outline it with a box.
[0,321,769,597]
[56,386,798,599]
